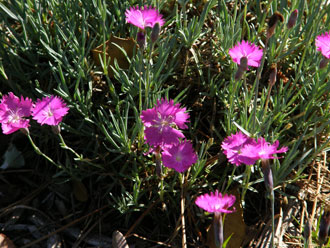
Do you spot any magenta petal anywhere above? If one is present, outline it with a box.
[161,140,197,173]
[316,31,330,59]
[32,95,69,126]
[125,5,164,30]
[0,92,32,135]
[221,131,258,166]
[141,99,190,147]
[229,40,263,68]
[144,126,183,146]
[195,190,236,214]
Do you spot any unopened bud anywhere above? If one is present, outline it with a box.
[287,10,298,29]
[320,57,329,69]
[261,159,273,192]
[267,12,284,39]
[151,22,161,43]
[137,32,146,50]
[319,210,330,245]
[269,64,277,87]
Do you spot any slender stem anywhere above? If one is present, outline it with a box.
[270,189,275,248]
[144,42,154,108]
[252,39,268,133]
[228,78,239,132]
[27,132,62,169]
[241,165,251,202]
[213,213,224,248]
[138,49,144,113]
[58,132,82,160]
[180,173,187,248]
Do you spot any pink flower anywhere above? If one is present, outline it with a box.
[221,132,258,166]
[195,190,236,214]
[316,31,330,59]
[250,137,288,160]
[125,5,165,30]
[32,95,69,126]
[141,99,189,146]
[161,140,197,173]
[229,40,263,68]
[0,92,32,134]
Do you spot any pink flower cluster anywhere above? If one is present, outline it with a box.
[221,131,288,166]
[0,92,69,134]
[141,99,197,173]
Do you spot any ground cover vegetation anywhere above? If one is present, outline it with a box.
[0,0,330,247]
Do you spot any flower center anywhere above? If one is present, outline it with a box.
[175,153,182,162]
[46,107,53,117]
[8,109,20,123]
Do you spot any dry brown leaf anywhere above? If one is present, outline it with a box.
[207,187,246,248]
[72,180,88,202]
[91,36,136,78]
[0,233,15,248]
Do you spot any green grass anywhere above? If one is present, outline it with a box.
[1,0,330,247]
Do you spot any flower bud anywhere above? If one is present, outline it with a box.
[151,22,161,43]
[269,64,277,87]
[261,159,273,192]
[287,10,298,29]
[267,12,284,39]
[320,58,329,69]
[137,32,146,51]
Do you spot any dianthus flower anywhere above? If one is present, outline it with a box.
[221,132,258,166]
[195,190,236,214]
[141,99,189,147]
[242,137,288,160]
[229,40,263,68]
[125,5,165,30]
[32,95,69,126]
[161,140,197,173]
[0,92,32,134]
[316,31,330,59]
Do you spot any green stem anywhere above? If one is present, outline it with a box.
[144,42,154,108]
[252,39,268,134]
[138,49,144,113]
[27,132,62,169]
[228,78,239,132]
[58,132,82,160]
[241,165,251,202]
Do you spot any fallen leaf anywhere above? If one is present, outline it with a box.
[0,233,15,248]
[91,36,136,78]
[72,180,88,202]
